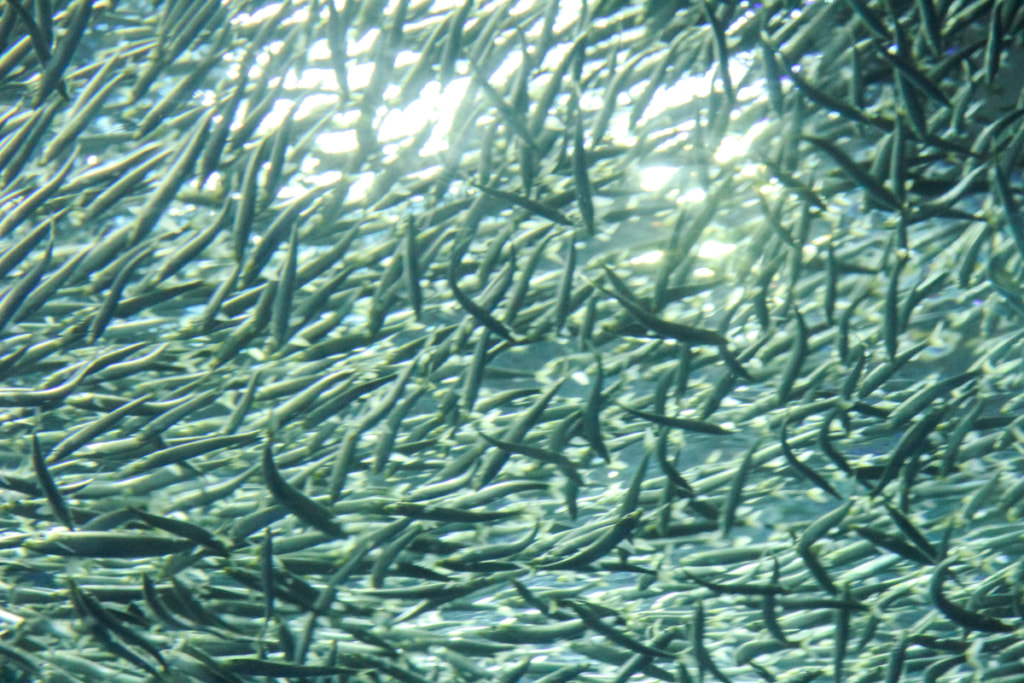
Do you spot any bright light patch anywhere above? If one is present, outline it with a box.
[510,0,535,16]
[379,102,430,141]
[579,88,605,112]
[418,80,444,108]
[283,6,308,25]
[739,163,761,178]
[349,29,379,56]
[295,93,339,120]
[553,0,584,32]
[571,370,589,386]
[201,172,223,192]
[317,129,358,154]
[334,109,361,127]
[346,172,376,204]
[233,2,284,26]
[285,67,338,91]
[278,184,308,200]
[410,165,443,182]
[257,100,294,134]
[694,267,716,278]
[648,71,714,114]
[395,50,421,69]
[551,39,579,67]
[308,38,331,61]
[607,108,636,145]
[630,250,664,266]
[698,240,736,259]
[736,82,764,102]
[422,77,472,155]
[348,62,375,91]
[678,187,707,204]
[489,50,523,87]
[304,169,342,187]
[733,9,757,31]
[640,166,677,192]
[725,56,752,95]
[713,119,770,163]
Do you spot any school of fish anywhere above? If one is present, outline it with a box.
[0,0,1022,681]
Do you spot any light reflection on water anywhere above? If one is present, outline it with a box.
[227,0,772,281]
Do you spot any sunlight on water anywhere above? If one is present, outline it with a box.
[347,62,376,91]
[379,100,432,141]
[317,128,358,154]
[489,50,524,87]
[509,0,536,16]
[350,29,381,55]
[698,240,737,259]
[232,2,286,27]
[678,187,707,204]
[430,0,466,10]
[639,166,677,192]
[648,70,716,114]
[714,119,771,164]
[256,100,294,136]
[246,0,774,258]
[629,250,664,266]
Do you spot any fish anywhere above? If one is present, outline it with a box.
[263,438,345,539]
[565,598,673,659]
[0,150,76,238]
[470,180,574,227]
[984,0,1004,86]
[701,2,733,105]
[0,2,1019,681]
[86,242,152,344]
[0,100,61,187]
[474,427,582,485]
[447,238,523,344]
[122,431,260,475]
[590,269,728,347]
[777,309,807,404]
[0,234,52,337]
[0,342,146,407]
[617,402,731,436]
[44,67,126,165]
[6,0,55,84]
[871,407,946,496]
[25,531,198,557]
[851,524,934,565]
[223,659,356,677]
[128,506,229,556]
[803,136,901,211]
[537,510,642,570]
[31,432,74,529]
[930,557,1015,633]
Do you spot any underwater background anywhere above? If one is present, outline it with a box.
[0,0,1023,681]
